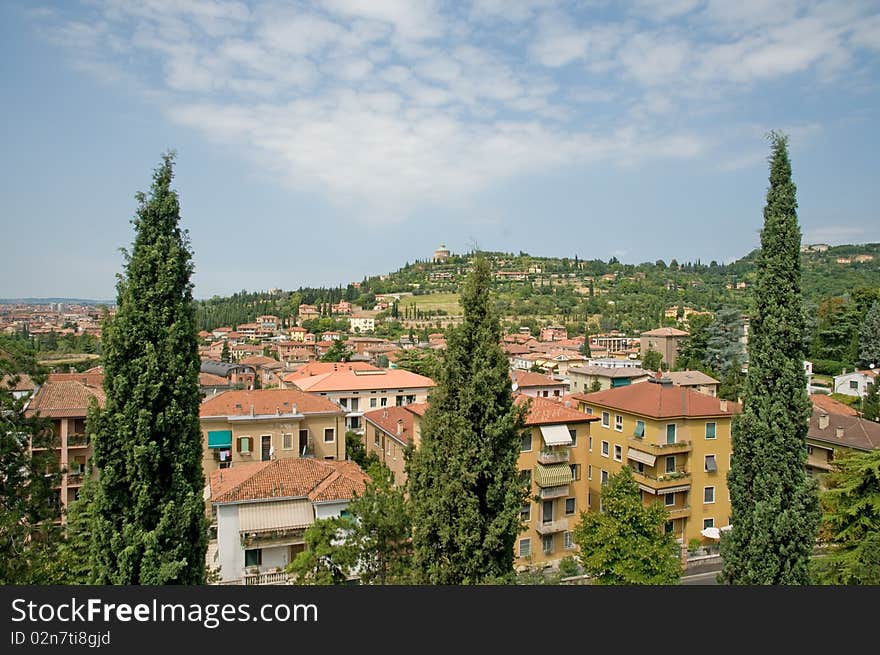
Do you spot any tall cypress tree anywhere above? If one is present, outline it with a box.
[91,153,207,584]
[720,133,820,584]
[407,257,527,584]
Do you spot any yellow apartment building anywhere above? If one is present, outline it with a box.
[363,404,426,486]
[572,377,740,546]
[199,389,346,475]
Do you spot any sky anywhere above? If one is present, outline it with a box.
[2,0,880,300]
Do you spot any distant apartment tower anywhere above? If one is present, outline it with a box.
[640,327,689,370]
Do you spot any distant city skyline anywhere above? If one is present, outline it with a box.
[3,1,880,300]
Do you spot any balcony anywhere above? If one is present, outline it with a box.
[67,473,85,487]
[633,469,691,492]
[537,448,570,465]
[67,433,90,448]
[666,505,691,519]
[539,484,570,500]
[536,518,568,535]
[628,436,692,455]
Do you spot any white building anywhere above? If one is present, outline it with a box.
[349,315,376,334]
[833,369,878,398]
[209,458,368,584]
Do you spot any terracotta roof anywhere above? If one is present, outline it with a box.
[641,327,689,337]
[568,365,652,379]
[363,407,412,444]
[503,344,532,355]
[515,394,598,425]
[511,371,565,388]
[24,380,105,418]
[210,458,369,504]
[199,372,230,386]
[46,371,105,387]
[287,368,435,393]
[570,381,741,419]
[406,402,428,417]
[282,362,380,380]
[664,370,720,386]
[808,409,880,451]
[239,355,281,368]
[810,394,858,417]
[0,372,36,392]
[200,388,343,417]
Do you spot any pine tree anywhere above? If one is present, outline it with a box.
[220,341,231,363]
[859,301,880,368]
[862,382,879,422]
[91,153,207,584]
[720,133,820,584]
[407,257,528,584]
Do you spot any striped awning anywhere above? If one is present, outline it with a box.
[661,485,691,494]
[627,447,656,466]
[534,463,573,488]
[540,424,573,446]
[239,500,313,534]
[207,430,232,449]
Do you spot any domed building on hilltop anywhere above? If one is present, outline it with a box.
[433,243,450,263]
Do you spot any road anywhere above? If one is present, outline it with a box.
[680,570,721,585]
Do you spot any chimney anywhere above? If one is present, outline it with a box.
[397,419,404,436]
[819,413,829,430]
[292,404,297,415]
[719,399,728,412]
[250,404,255,417]
[836,426,844,439]
[383,409,388,419]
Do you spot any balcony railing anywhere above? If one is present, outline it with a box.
[537,449,570,465]
[536,518,569,535]
[67,473,85,486]
[67,433,90,448]
[539,484,570,500]
[666,505,691,519]
[628,436,692,454]
[633,469,692,490]
[242,571,292,585]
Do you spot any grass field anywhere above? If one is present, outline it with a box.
[402,292,462,315]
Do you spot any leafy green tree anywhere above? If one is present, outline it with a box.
[677,313,714,371]
[407,257,528,584]
[718,356,745,402]
[286,517,351,585]
[0,349,61,584]
[345,463,413,584]
[90,153,207,584]
[320,339,352,362]
[862,382,879,422]
[220,341,231,363]
[589,379,602,393]
[704,307,746,373]
[572,467,681,584]
[720,133,820,585]
[642,349,663,372]
[859,301,880,368]
[813,450,880,584]
[393,348,441,380]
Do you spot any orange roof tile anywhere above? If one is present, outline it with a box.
[199,372,230,386]
[200,388,342,417]
[24,380,105,418]
[283,362,380,380]
[810,394,858,417]
[210,458,369,504]
[570,380,740,418]
[364,406,417,445]
[641,327,689,337]
[287,368,435,393]
[511,370,565,388]
[515,394,598,425]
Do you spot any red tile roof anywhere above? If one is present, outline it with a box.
[210,458,369,504]
[239,355,282,368]
[511,370,565,388]
[24,380,105,418]
[46,370,105,388]
[283,361,380,380]
[1,372,36,392]
[364,406,417,445]
[199,372,230,386]
[641,327,689,337]
[808,409,880,451]
[515,394,598,425]
[810,394,858,417]
[570,380,740,418]
[287,368,435,392]
[200,389,342,417]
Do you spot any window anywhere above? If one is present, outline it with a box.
[601,469,609,486]
[602,411,610,428]
[543,390,549,398]
[849,380,859,390]
[588,436,592,451]
[237,436,252,454]
[374,431,380,448]
[588,465,592,480]
[585,406,593,415]
[614,415,623,432]
[705,422,717,439]
[704,486,715,504]
[665,492,675,506]
[565,497,576,515]
[324,428,335,443]
[569,429,577,447]
[542,534,553,555]
[298,429,309,453]
[634,420,645,438]
[380,397,388,407]
[563,531,574,550]
[705,454,717,472]
[570,464,581,481]
[635,461,645,474]
[666,424,676,444]
[520,433,533,452]
[244,549,262,567]
[282,433,293,450]
[703,518,714,530]
[599,498,606,513]
[807,445,813,455]
[520,504,531,522]
[613,444,622,461]
[601,440,609,457]
[665,455,676,474]
[370,398,377,408]
[519,538,531,558]
[665,521,674,535]
[520,469,532,487]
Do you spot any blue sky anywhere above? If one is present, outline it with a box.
[2,0,880,300]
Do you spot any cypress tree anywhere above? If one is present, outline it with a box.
[859,301,880,368]
[720,133,820,584]
[407,257,527,584]
[91,153,207,584]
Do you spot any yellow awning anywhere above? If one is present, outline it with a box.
[534,463,573,488]
[627,447,656,466]
[540,424,573,446]
[239,500,313,534]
